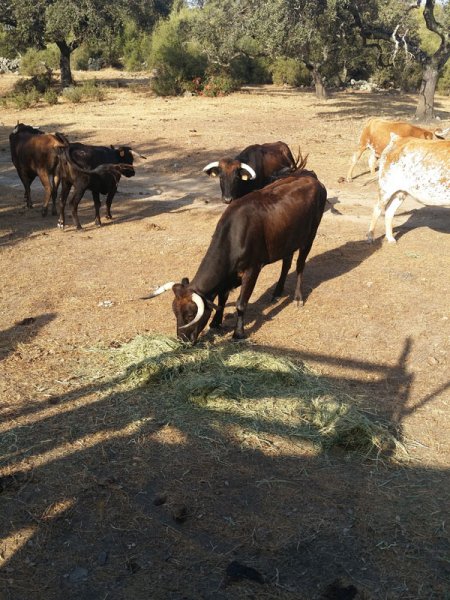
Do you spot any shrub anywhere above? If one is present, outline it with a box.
[10,89,41,109]
[437,63,450,95]
[270,58,310,87]
[43,89,58,105]
[13,72,53,94]
[201,74,239,97]
[62,86,83,103]
[20,47,58,76]
[149,9,207,96]
[72,45,91,71]
[62,81,106,103]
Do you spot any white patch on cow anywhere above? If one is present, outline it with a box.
[379,147,450,207]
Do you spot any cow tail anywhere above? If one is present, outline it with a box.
[295,147,308,171]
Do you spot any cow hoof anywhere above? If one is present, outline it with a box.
[95,221,102,228]
[386,237,397,244]
[57,222,64,229]
[366,234,374,244]
[105,214,112,220]
[232,332,246,341]
[296,300,304,308]
[271,296,281,304]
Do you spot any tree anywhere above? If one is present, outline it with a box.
[349,0,450,120]
[0,0,173,86]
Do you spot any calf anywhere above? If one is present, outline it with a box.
[145,168,327,343]
[56,143,136,229]
[347,118,449,182]
[9,123,69,215]
[367,134,450,243]
[203,141,298,203]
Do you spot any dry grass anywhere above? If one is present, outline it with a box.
[106,334,402,458]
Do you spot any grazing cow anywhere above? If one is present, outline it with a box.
[347,118,449,182]
[144,166,327,343]
[203,141,298,203]
[9,123,69,215]
[367,134,450,243]
[56,143,138,229]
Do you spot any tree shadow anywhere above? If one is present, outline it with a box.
[1,335,448,599]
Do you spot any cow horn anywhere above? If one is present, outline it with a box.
[179,292,205,330]
[203,161,220,173]
[131,150,147,160]
[141,281,175,300]
[435,127,450,139]
[240,163,256,180]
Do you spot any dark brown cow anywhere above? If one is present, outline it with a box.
[9,123,69,215]
[56,145,136,230]
[145,166,327,343]
[203,141,298,203]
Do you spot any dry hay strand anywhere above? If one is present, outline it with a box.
[105,334,403,459]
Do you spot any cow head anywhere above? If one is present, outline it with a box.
[113,146,137,178]
[203,158,256,204]
[142,278,214,344]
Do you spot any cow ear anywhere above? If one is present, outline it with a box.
[172,281,190,298]
[181,277,190,286]
[239,169,250,181]
[206,167,219,177]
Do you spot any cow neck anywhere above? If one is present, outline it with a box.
[190,245,229,300]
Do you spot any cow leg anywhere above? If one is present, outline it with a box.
[294,241,315,307]
[52,174,60,215]
[70,188,85,230]
[93,191,102,227]
[19,173,35,208]
[233,267,261,340]
[105,189,116,221]
[39,172,53,217]
[57,181,71,229]
[367,192,387,243]
[384,192,406,244]
[368,147,378,175]
[272,254,293,301]
[346,147,365,182]
[210,290,230,329]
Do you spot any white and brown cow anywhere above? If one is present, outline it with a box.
[367,134,450,243]
[347,118,449,182]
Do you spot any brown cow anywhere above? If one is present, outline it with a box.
[346,118,449,182]
[9,123,69,215]
[203,141,298,203]
[144,165,327,343]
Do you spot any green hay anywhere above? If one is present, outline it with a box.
[108,335,401,458]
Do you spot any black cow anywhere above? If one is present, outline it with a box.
[56,143,137,229]
[145,166,327,343]
[203,141,298,203]
[9,123,69,215]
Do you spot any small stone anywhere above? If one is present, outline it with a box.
[68,567,88,583]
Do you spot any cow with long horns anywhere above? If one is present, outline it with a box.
[203,141,298,203]
[145,165,327,343]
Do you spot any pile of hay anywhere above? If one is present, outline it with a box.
[108,335,401,458]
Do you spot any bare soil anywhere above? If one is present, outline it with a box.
[0,71,449,599]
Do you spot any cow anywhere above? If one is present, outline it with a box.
[144,165,327,343]
[367,134,450,244]
[56,143,138,229]
[346,118,449,182]
[9,123,69,215]
[203,141,298,203]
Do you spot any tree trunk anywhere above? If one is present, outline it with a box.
[415,62,439,121]
[57,41,74,88]
[311,67,328,100]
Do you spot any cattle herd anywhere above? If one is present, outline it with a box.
[9,118,450,343]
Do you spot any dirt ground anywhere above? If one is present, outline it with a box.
[0,70,449,599]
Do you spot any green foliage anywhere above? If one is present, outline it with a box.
[20,48,52,76]
[270,57,310,86]
[10,89,41,109]
[72,45,91,70]
[13,72,53,93]
[229,56,271,85]
[201,74,239,96]
[43,88,59,105]
[437,62,450,95]
[62,80,106,103]
[121,19,152,71]
[149,8,207,96]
